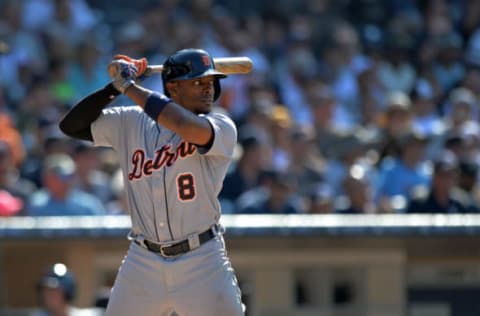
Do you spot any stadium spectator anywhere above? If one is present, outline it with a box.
[410,79,446,137]
[304,183,335,214]
[0,112,25,167]
[407,150,474,213]
[0,141,35,215]
[2,0,480,215]
[376,33,416,95]
[443,87,478,133]
[336,164,377,214]
[276,43,318,126]
[320,20,363,123]
[286,125,325,197]
[0,1,47,104]
[105,168,128,215]
[443,131,471,161]
[376,91,415,161]
[236,169,304,214]
[0,189,23,216]
[430,32,465,92]
[305,82,349,158]
[219,134,268,212]
[356,67,386,131]
[376,130,431,212]
[71,141,112,205]
[455,158,480,212]
[68,39,111,103]
[20,118,73,188]
[323,132,376,197]
[26,153,106,216]
[268,104,294,171]
[237,79,278,139]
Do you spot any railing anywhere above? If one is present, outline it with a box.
[1,214,480,238]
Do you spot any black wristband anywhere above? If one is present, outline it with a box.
[144,92,172,121]
[105,83,122,96]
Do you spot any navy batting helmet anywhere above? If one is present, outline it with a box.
[161,48,226,101]
[37,263,76,302]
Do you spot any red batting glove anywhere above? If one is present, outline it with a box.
[113,54,148,78]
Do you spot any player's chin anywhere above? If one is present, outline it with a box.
[196,100,213,114]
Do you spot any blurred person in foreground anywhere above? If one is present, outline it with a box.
[26,153,106,216]
[407,150,475,213]
[32,262,102,316]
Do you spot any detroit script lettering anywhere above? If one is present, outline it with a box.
[128,141,196,180]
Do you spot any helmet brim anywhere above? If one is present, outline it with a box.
[168,69,227,81]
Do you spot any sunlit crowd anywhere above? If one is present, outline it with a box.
[1,0,480,216]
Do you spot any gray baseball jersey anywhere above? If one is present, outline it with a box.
[92,105,244,316]
[91,105,236,242]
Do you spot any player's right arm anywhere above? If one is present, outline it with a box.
[108,57,215,147]
[125,85,214,146]
[59,83,120,141]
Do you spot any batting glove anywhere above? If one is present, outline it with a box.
[107,59,138,93]
[113,54,148,81]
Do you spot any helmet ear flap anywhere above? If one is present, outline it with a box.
[163,81,171,97]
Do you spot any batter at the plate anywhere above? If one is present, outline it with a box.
[60,48,244,316]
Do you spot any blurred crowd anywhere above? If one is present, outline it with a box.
[1,0,480,216]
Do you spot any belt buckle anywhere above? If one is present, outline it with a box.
[187,233,201,250]
[159,244,175,258]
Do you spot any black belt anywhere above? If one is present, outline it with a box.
[135,226,217,257]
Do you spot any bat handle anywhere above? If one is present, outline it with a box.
[144,65,164,76]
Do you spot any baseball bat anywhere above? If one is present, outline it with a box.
[144,57,253,77]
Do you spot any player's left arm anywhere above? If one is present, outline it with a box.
[59,83,121,141]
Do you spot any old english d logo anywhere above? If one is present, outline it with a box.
[201,55,211,66]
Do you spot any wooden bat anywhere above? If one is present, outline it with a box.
[144,56,253,77]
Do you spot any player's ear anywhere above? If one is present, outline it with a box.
[166,82,178,97]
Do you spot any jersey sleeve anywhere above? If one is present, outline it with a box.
[198,112,237,157]
[90,106,142,148]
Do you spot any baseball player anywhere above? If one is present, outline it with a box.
[59,49,244,315]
